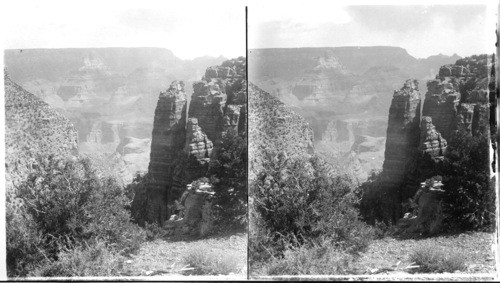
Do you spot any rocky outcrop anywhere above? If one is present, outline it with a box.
[189,57,246,143]
[363,55,493,224]
[164,182,214,237]
[249,83,314,182]
[419,117,447,159]
[135,58,246,225]
[4,71,79,192]
[423,79,461,141]
[184,118,213,160]
[149,81,187,187]
[381,80,421,187]
[143,81,187,223]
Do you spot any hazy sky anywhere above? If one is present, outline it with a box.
[249,1,497,58]
[1,0,246,60]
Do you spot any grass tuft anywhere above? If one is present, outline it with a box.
[410,242,466,273]
[182,246,242,275]
[261,243,355,275]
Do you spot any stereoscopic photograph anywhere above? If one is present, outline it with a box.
[1,0,499,281]
[248,2,498,280]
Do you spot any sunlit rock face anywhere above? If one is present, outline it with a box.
[419,117,447,159]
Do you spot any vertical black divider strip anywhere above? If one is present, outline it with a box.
[245,5,249,280]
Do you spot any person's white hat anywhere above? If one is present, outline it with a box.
[433,181,444,187]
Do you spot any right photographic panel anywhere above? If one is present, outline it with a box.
[248,2,498,280]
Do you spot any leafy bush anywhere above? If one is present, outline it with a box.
[440,124,495,231]
[250,150,373,273]
[209,131,247,230]
[7,154,145,277]
[410,243,466,273]
[182,246,242,275]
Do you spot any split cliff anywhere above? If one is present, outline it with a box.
[362,54,495,224]
[131,57,246,225]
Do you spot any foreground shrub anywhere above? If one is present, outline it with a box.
[410,243,466,273]
[182,246,242,275]
[7,154,145,277]
[440,125,495,231]
[250,150,374,272]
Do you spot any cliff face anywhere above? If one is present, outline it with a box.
[4,72,78,192]
[381,79,421,187]
[363,55,493,223]
[134,57,246,225]
[148,81,188,189]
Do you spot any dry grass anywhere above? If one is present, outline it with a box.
[182,247,242,275]
[410,243,466,273]
[121,232,247,278]
[352,232,496,275]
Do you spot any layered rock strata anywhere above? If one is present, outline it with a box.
[135,58,246,225]
[145,81,187,222]
[419,117,447,158]
[363,55,493,225]
[381,79,421,187]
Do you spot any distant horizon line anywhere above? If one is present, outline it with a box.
[3,47,244,61]
[248,45,470,60]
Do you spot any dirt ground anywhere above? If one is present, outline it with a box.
[118,232,247,279]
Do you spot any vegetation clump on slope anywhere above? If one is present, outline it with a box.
[7,155,146,277]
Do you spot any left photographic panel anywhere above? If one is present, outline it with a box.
[3,0,247,279]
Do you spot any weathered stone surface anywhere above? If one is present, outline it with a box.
[381,79,421,187]
[148,81,187,185]
[419,116,447,158]
[366,55,493,224]
[134,58,246,225]
[223,104,244,134]
[422,79,460,141]
[184,118,213,161]
[189,57,246,143]
[5,71,79,192]
[164,183,214,237]
[141,81,187,223]
[249,83,314,183]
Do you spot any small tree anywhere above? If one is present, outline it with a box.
[209,131,248,230]
[440,125,495,231]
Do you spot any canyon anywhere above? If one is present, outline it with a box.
[249,47,461,181]
[362,54,494,223]
[131,57,247,226]
[5,48,226,184]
